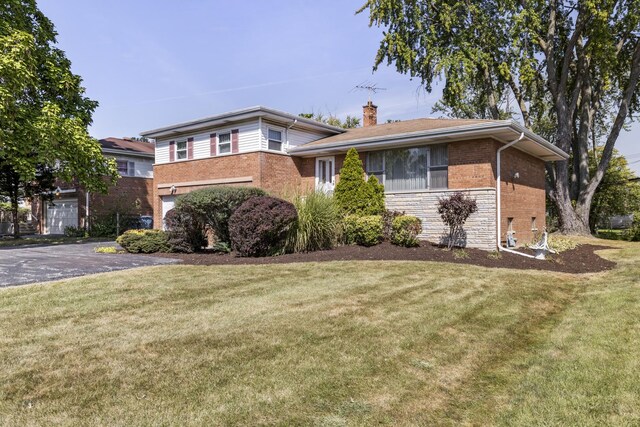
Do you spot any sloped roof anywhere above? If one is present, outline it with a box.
[99,137,155,156]
[299,118,499,148]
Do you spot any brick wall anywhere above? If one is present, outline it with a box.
[78,177,154,226]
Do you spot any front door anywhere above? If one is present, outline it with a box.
[315,157,335,193]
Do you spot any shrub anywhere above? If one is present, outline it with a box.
[175,186,266,244]
[64,226,86,238]
[547,234,579,252]
[437,192,478,249]
[229,196,298,257]
[343,215,383,247]
[88,213,142,238]
[626,211,640,242]
[116,229,170,254]
[391,215,422,247]
[164,208,206,253]
[382,209,404,240]
[94,246,118,254]
[287,191,342,253]
[334,148,385,215]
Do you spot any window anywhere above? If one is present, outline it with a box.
[116,160,135,176]
[508,217,514,233]
[365,144,448,192]
[268,128,283,151]
[218,132,231,154]
[176,140,187,160]
[531,217,537,231]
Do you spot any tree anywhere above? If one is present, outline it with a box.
[334,148,385,215]
[589,149,640,230]
[0,0,117,237]
[358,0,640,234]
[437,192,478,249]
[299,112,361,128]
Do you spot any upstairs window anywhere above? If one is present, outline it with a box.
[218,132,231,154]
[116,160,135,176]
[176,140,187,160]
[268,128,283,151]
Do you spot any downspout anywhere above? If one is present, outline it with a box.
[496,133,536,259]
[86,191,90,232]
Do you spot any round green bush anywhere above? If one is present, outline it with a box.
[391,215,422,247]
[343,214,383,247]
[116,229,170,254]
[229,196,298,257]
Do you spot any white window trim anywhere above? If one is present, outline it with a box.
[176,140,188,160]
[116,159,136,177]
[267,126,284,152]
[217,131,232,155]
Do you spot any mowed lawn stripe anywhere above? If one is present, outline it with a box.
[0,245,636,425]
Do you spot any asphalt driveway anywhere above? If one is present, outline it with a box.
[0,242,179,288]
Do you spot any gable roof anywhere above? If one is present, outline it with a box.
[290,118,568,162]
[99,138,155,157]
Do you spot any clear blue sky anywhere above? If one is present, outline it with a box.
[40,0,640,174]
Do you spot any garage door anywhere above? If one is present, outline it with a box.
[46,199,78,234]
[161,196,176,230]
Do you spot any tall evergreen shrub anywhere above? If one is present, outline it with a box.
[334,148,384,215]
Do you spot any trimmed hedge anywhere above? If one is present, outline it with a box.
[116,229,169,254]
[343,214,383,247]
[391,215,422,247]
[175,186,266,244]
[229,196,298,257]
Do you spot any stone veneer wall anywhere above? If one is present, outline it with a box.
[385,188,497,250]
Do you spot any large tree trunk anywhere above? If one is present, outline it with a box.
[553,160,592,235]
[10,193,20,239]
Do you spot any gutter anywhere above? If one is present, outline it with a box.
[496,133,536,259]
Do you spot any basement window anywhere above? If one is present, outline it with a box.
[531,217,537,231]
[507,217,514,233]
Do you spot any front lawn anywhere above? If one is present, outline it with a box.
[1,239,638,425]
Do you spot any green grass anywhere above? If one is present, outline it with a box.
[0,238,638,425]
[595,228,626,240]
[0,236,111,248]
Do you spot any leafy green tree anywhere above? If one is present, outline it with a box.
[358,0,640,235]
[299,112,361,129]
[335,148,385,215]
[589,149,640,230]
[0,0,117,237]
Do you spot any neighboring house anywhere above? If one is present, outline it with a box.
[141,103,568,250]
[33,138,155,234]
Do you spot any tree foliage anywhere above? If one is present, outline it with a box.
[299,112,361,128]
[358,0,640,234]
[0,0,118,236]
[589,149,640,230]
[334,148,385,215]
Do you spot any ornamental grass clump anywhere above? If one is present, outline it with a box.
[287,191,342,253]
[229,196,298,257]
[437,192,478,249]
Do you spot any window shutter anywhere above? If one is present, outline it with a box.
[169,140,175,162]
[128,161,135,177]
[210,133,216,156]
[231,129,239,153]
[187,137,194,159]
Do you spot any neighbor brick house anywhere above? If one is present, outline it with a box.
[141,104,568,250]
[33,138,154,234]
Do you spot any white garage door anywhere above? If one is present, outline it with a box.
[46,199,78,234]
[161,196,176,230]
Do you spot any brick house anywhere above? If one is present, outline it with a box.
[33,138,154,234]
[141,104,568,250]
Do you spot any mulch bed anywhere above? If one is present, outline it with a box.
[147,242,616,274]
